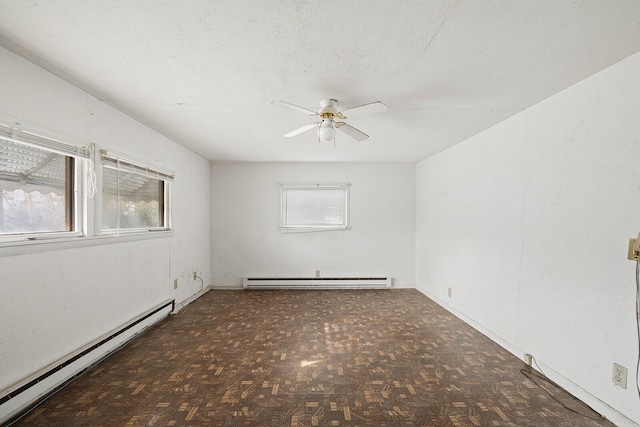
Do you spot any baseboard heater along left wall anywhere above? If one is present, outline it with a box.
[0,299,175,425]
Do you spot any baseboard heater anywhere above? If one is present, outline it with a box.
[243,277,392,290]
[0,299,174,426]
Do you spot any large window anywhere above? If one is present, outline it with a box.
[279,183,350,233]
[100,151,173,233]
[0,121,174,246]
[0,124,87,239]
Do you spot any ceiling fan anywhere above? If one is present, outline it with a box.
[273,98,387,144]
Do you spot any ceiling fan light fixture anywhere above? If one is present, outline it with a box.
[318,118,335,142]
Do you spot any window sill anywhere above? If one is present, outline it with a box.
[279,226,351,233]
[0,230,174,258]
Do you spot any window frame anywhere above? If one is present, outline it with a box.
[279,182,351,233]
[97,148,174,236]
[0,124,88,243]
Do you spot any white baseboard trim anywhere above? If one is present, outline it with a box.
[210,284,243,290]
[416,287,640,427]
[172,285,213,313]
[210,283,416,290]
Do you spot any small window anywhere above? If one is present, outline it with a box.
[0,125,87,240]
[100,150,173,234]
[279,183,350,233]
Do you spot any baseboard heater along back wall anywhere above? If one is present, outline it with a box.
[243,277,392,290]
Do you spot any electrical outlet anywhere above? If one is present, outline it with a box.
[612,363,628,388]
[628,238,640,261]
[193,271,197,280]
[447,287,452,298]
[524,353,532,366]
[173,279,178,289]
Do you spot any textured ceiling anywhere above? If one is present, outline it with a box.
[1,1,639,162]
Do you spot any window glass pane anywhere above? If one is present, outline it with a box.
[102,166,163,230]
[0,138,72,234]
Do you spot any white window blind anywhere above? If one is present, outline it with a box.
[100,150,173,233]
[101,150,174,182]
[279,183,350,233]
[0,123,90,159]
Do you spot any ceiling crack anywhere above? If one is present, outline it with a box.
[423,17,447,53]
[423,0,459,54]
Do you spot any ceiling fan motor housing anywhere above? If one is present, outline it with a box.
[319,98,339,117]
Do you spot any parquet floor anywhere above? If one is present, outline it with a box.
[11,289,614,426]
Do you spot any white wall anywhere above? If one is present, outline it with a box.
[416,50,640,425]
[211,162,415,288]
[0,46,211,391]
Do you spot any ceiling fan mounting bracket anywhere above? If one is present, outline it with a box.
[319,98,338,107]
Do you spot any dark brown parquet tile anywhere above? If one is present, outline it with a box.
[10,290,614,426]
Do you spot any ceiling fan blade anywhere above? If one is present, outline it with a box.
[283,123,318,137]
[339,101,387,117]
[336,123,369,141]
[272,100,318,116]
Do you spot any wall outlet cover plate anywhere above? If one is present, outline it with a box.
[612,363,628,388]
[628,238,640,261]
